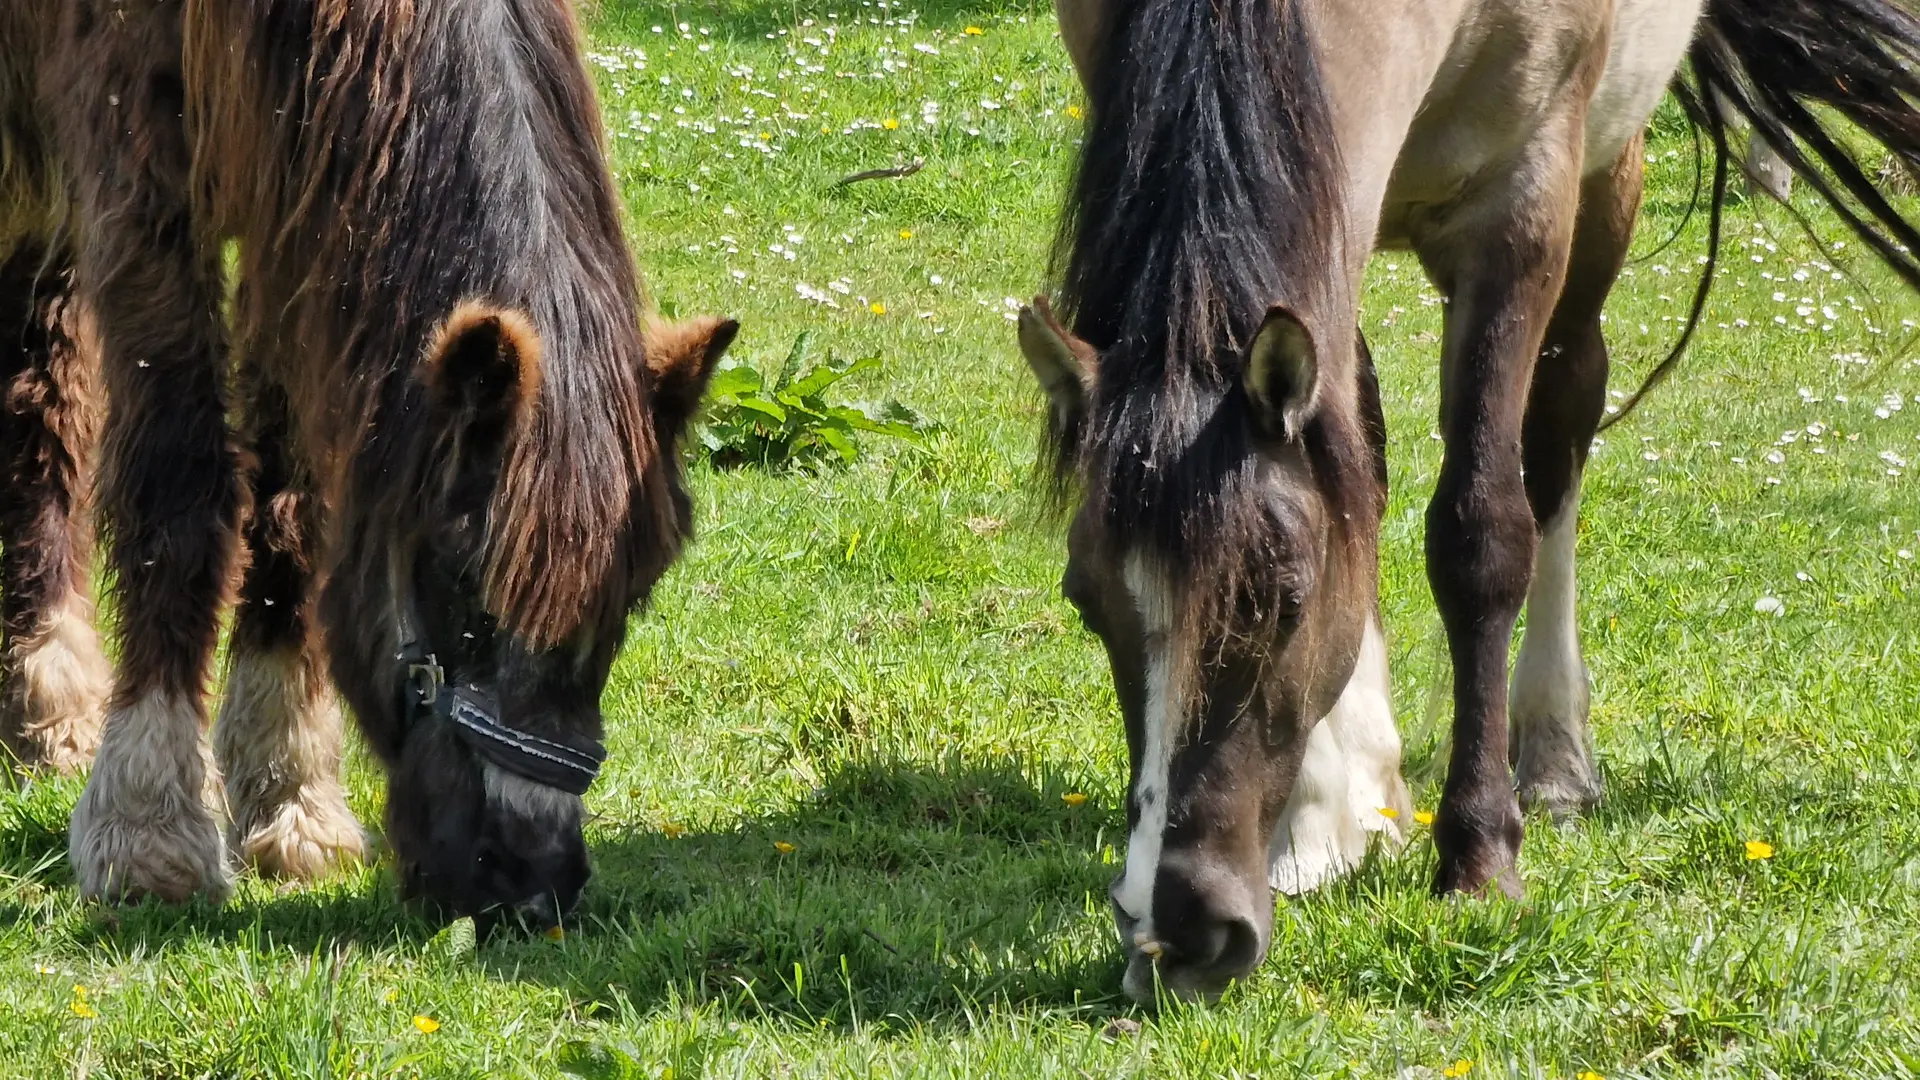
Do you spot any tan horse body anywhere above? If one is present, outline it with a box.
[1024,0,1920,1001]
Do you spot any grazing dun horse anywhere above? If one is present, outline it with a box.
[0,0,736,932]
[1019,0,1920,1001]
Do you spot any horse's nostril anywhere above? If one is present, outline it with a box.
[1206,915,1263,979]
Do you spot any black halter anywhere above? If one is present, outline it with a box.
[395,607,606,797]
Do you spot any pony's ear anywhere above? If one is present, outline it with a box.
[1243,305,1319,441]
[421,302,543,442]
[643,315,739,440]
[1017,295,1096,429]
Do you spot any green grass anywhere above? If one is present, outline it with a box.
[5,2,1920,1075]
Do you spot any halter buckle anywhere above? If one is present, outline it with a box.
[407,656,445,707]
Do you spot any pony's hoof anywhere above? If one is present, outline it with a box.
[71,784,232,904]
[1515,767,1602,822]
[1,610,111,776]
[232,786,366,880]
[69,693,232,903]
[1513,726,1602,822]
[1432,855,1523,900]
[1430,798,1524,899]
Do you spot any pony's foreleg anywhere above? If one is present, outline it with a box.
[215,376,364,879]
[58,9,241,902]
[1510,136,1643,821]
[1417,123,1586,899]
[0,244,109,775]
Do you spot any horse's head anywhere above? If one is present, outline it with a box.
[1020,297,1379,1002]
[327,303,736,935]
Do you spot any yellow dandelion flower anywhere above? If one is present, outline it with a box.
[412,1015,441,1034]
[758,132,771,140]
[1745,840,1775,861]
[883,118,900,130]
[69,1000,96,1019]
[660,821,686,839]
[1062,792,1089,807]
[774,841,796,854]
[544,925,566,942]
[1414,810,1435,826]
[1377,806,1400,820]
[964,26,984,35]
[1577,1072,1606,1080]
[820,126,831,134]
[1442,1060,1473,1078]
[869,302,887,315]
[382,988,399,1005]
[898,229,914,240]
[1065,105,1083,119]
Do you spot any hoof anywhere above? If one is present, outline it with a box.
[70,693,231,903]
[0,606,110,775]
[1512,715,1602,822]
[71,783,231,903]
[232,786,366,880]
[1431,797,1524,899]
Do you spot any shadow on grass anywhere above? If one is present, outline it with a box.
[482,757,1130,1028]
[5,757,1128,1030]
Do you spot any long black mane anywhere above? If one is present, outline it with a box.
[1050,0,1357,633]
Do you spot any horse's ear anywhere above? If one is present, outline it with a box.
[643,315,739,439]
[1017,295,1096,429]
[421,302,543,444]
[1243,305,1319,441]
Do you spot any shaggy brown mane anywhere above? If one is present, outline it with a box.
[185,0,666,648]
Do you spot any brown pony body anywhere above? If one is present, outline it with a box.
[0,0,734,927]
[1023,0,1920,1002]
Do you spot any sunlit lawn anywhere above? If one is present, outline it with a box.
[0,1,1916,1075]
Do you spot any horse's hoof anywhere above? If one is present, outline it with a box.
[232,786,366,880]
[1,606,111,776]
[69,694,232,904]
[1431,798,1525,899]
[71,790,232,904]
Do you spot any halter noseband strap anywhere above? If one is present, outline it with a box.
[395,608,606,797]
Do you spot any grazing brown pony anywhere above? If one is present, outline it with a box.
[0,0,736,931]
[1021,0,1920,1001]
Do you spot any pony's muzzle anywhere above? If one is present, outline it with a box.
[472,889,567,943]
[1116,853,1270,1004]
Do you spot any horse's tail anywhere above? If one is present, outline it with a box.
[1603,0,1920,430]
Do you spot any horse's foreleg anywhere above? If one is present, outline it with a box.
[215,373,364,879]
[1510,136,1643,820]
[0,243,109,775]
[1416,126,1585,899]
[56,8,241,902]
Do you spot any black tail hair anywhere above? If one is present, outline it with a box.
[1606,0,1920,429]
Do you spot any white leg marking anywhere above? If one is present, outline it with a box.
[70,689,231,902]
[1113,555,1174,949]
[1269,615,1410,894]
[215,645,366,879]
[1511,488,1601,816]
[4,589,109,774]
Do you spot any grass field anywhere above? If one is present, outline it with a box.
[3,1,1920,1076]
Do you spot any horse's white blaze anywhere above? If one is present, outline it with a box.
[1114,554,1176,947]
[1510,488,1600,811]
[1269,615,1410,894]
[1584,0,1709,169]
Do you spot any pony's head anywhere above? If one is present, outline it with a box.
[327,307,736,934]
[1021,299,1379,1001]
